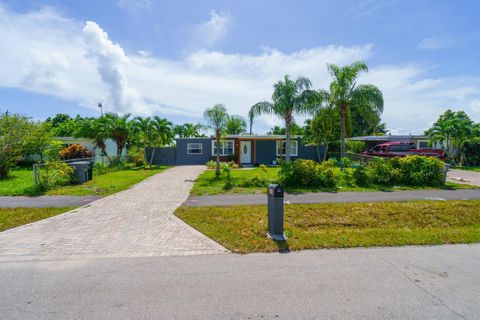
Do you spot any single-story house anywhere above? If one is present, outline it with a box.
[146,135,325,166]
[350,135,453,153]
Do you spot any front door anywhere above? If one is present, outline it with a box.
[240,141,251,164]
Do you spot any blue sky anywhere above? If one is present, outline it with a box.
[0,0,479,134]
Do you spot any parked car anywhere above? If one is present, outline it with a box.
[364,142,446,159]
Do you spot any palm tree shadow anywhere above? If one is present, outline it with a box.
[274,240,290,253]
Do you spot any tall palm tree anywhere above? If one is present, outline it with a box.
[104,113,132,160]
[151,116,174,146]
[326,61,383,158]
[174,123,204,138]
[249,75,317,162]
[74,116,112,163]
[225,115,247,135]
[204,104,229,177]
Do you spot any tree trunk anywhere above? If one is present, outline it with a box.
[323,143,329,162]
[340,104,347,159]
[98,140,112,164]
[149,147,156,166]
[215,130,221,177]
[285,117,292,163]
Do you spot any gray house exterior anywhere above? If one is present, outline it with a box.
[146,135,325,166]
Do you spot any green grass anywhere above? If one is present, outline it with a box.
[191,167,475,196]
[48,166,169,196]
[0,168,38,196]
[454,166,480,172]
[0,207,75,232]
[176,200,480,253]
[0,166,169,197]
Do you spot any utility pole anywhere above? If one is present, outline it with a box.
[98,102,103,116]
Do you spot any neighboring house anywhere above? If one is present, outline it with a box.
[146,135,324,166]
[350,135,454,154]
[55,137,125,162]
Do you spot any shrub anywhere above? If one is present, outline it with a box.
[242,174,269,187]
[205,160,216,169]
[396,155,444,186]
[222,165,233,190]
[346,140,366,154]
[278,159,337,189]
[60,144,94,160]
[353,164,370,187]
[36,161,74,191]
[365,158,399,185]
[206,160,238,169]
[127,148,146,167]
[259,164,268,173]
[461,138,480,166]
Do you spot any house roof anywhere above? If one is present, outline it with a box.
[175,134,302,140]
[350,135,428,141]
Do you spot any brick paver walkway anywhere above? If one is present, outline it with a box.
[0,166,227,262]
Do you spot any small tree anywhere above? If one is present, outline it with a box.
[225,115,247,135]
[74,117,111,163]
[23,122,55,163]
[310,106,337,161]
[104,113,132,160]
[204,104,229,177]
[0,113,31,178]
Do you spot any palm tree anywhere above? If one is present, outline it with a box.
[74,116,112,163]
[174,123,204,138]
[104,113,132,160]
[225,115,247,135]
[204,104,229,177]
[326,61,383,158]
[249,75,318,162]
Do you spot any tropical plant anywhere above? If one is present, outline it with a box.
[309,105,338,161]
[0,112,31,178]
[267,122,304,136]
[104,113,132,160]
[224,115,247,135]
[174,123,204,138]
[74,116,111,163]
[36,161,74,191]
[325,62,383,158]
[204,104,229,177]
[59,144,95,160]
[249,75,318,162]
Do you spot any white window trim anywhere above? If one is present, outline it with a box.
[211,140,235,156]
[187,143,203,155]
[276,140,298,156]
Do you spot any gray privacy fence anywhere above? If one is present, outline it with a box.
[144,147,176,166]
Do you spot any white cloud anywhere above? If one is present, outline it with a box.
[470,100,480,113]
[194,10,231,46]
[0,5,479,134]
[418,36,457,50]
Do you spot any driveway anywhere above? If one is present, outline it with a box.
[0,166,226,262]
[1,244,479,319]
[448,169,480,187]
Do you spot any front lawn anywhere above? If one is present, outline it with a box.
[176,200,480,253]
[0,166,169,197]
[0,207,75,232]
[191,167,475,196]
[48,166,169,196]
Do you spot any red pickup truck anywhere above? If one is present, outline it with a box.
[364,142,446,159]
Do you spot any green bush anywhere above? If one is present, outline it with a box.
[222,165,233,190]
[365,158,399,185]
[353,164,370,187]
[36,161,74,191]
[242,174,269,187]
[278,159,337,189]
[346,140,366,154]
[461,138,480,166]
[396,155,444,186]
[127,148,146,167]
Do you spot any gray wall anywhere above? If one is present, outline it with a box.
[145,147,176,166]
[175,138,213,165]
[254,138,325,165]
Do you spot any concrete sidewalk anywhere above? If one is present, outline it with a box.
[1,243,479,319]
[448,168,480,186]
[185,189,480,207]
[0,195,101,208]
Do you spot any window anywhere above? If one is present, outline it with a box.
[418,141,429,149]
[276,140,298,156]
[187,143,203,154]
[211,140,234,156]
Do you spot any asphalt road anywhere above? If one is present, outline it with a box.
[0,195,102,208]
[185,189,480,207]
[1,244,479,319]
